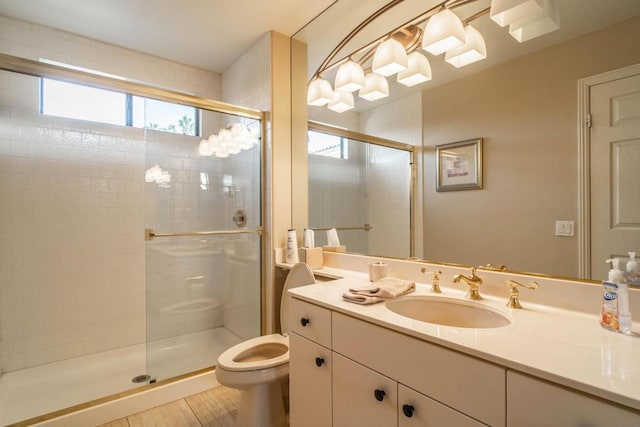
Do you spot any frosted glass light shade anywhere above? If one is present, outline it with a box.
[307,77,334,106]
[334,60,366,92]
[490,0,544,27]
[421,9,465,55]
[372,38,408,76]
[359,73,389,101]
[509,0,559,42]
[397,52,432,87]
[327,90,355,113]
[445,25,487,68]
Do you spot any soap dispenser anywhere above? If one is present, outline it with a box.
[605,258,631,333]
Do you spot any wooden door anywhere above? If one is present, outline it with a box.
[590,72,640,280]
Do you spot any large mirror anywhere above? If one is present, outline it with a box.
[292,0,640,281]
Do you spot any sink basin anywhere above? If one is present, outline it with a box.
[386,296,511,329]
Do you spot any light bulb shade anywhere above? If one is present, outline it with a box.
[307,77,334,106]
[198,139,214,156]
[445,25,487,68]
[334,60,366,92]
[327,90,355,113]
[358,73,389,101]
[372,38,408,76]
[421,9,465,55]
[490,0,544,27]
[397,52,432,87]
[509,0,559,42]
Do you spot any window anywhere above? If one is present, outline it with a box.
[40,78,199,136]
[308,130,348,159]
[41,79,127,126]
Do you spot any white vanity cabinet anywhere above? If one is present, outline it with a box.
[288,299,332,427]
[507,371,640,427]
[288,297,502,426]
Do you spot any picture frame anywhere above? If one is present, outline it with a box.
[435,138,483,192]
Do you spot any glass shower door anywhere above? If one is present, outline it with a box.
[143,104,262,382]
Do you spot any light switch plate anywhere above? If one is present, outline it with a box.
[555,220,575,237]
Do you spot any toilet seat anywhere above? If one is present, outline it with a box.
[217,333,289,372]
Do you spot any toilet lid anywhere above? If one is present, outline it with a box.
[280,263,315,333]
[217,334,289,372]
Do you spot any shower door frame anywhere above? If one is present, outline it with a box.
[0,52,268,420]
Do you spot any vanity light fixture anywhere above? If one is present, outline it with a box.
[372,37,408,76]
[490,0,544,27]
[334,59,366,92]
[508,0,559,42]
[421,8,466,55]
[397,52,432,86]
[307,77,334,106]
[359,73,390,101]
[327,90,355,113]
[445,25,487,68]
[307,0,560,112]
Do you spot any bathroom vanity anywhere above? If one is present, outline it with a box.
[286,266,640,427]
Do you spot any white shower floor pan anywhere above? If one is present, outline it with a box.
[0,327,242,426]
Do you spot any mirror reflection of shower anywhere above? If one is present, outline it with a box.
[307,123,413,258]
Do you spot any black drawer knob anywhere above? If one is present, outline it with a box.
[300,317,310,327]
[402,404,415,418]
[315,357,324,367]
[374,389,386,402]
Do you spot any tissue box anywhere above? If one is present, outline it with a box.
[298,247,323,269]
[322,245,346,253]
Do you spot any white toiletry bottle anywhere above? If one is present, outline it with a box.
[627,251,639,285]
[607,258,631,333]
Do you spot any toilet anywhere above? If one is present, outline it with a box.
[215,262,315,427]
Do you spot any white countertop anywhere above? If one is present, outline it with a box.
[288,268,640,412]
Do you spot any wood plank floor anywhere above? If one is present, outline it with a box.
[98,386,241,427]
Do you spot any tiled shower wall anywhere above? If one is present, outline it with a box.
[0,70,147,370]
[0,15,225,372]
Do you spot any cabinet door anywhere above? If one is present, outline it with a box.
[507,371,640,427]
[289,333,332,427]
[333,352,397,427]
[399,384,486,427]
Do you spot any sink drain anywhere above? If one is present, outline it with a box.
[132,374,151,384]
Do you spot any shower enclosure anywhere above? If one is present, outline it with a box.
[0,55,264,425]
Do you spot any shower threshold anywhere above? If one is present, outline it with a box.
[0,327,242,426]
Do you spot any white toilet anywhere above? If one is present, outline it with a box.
[215,262,315,427]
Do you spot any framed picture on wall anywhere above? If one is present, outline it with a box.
[435,138,483,192]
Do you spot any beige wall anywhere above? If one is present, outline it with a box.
[422,16,640,278]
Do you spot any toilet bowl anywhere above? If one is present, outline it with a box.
[215,262,315,427]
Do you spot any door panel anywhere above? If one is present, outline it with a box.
[590,73,640,280]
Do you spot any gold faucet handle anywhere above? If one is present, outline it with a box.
[421,268,443,293]
[505,280,538,309]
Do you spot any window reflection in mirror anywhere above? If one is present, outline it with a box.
[308,124,413,258]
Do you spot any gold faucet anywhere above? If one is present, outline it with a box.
[505,280,539,309]
[453,267,483,300]
[420,268,443,293]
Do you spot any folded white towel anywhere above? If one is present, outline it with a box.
[342,277,415,305]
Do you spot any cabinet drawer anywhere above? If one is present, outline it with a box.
[288,297,331,347]
[289,333,332,427]
[507,371,640,426]
[333,312,505,427]
[333,352,397,427]
[399,384,487,427]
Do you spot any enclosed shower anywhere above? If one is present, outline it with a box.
[0,56,264,425]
